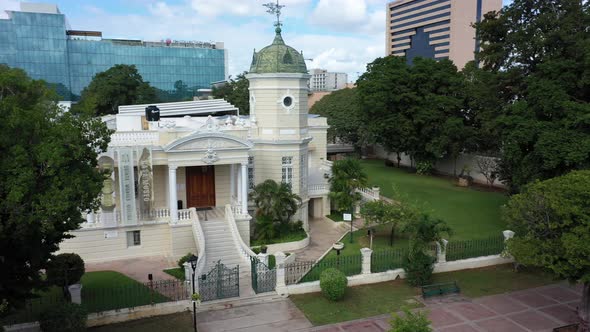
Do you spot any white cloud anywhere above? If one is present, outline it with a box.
[290,33,384,81]
[0,0,19,19]
[308,0,384,34]
[190,0,312,18]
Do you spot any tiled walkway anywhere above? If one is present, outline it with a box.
[292,217,348,262]
[308,283,582,332]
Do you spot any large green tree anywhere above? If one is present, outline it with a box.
[503,170,590,330]
[309,88,364,149]
[357,56,472,171]
[213,72,250,115]
[74,64,158,116]
[0,65,111,310]
[473,0,590,192]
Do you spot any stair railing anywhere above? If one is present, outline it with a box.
[225,204,256,261]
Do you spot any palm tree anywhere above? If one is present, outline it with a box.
[250,179,302,230]
[329,158,368,213]
[405,214,453,254]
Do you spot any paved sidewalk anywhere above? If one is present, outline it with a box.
[86,255,177,282]
[292,217,348,262]
[196,298,312,332]
[307,283,582,332]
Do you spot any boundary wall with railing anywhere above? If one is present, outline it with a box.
[276,230,515,296]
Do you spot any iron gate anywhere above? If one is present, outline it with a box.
[250,256,276,294]
[199,261,240,302]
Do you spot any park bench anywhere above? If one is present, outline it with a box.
[421,281,461,298]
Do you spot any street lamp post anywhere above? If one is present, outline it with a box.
[187,254,199,332]
[350,203,354,243]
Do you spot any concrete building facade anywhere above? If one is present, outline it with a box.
[386,0,502,69]
[309,69,348,91]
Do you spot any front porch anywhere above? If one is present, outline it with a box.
[84,162,252,228]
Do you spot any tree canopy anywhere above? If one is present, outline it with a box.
[357,56,473,171]
[74,64,158,116]
[503,170,590,328]
[0,65,110,310]
[309,88,363,148]
[472,0,590,191]
[213,72,250,115]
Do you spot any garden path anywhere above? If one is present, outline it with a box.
[292,217,348,262]
[306,282,583,332]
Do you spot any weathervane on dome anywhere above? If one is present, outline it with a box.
[263,0,285,29]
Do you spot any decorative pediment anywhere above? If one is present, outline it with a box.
[164,132,253,153]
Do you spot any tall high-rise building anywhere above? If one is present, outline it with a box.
[309,69,348,92]
[0,3,227,100]
[385,0,502,69]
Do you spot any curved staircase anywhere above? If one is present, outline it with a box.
[197,207,255,298]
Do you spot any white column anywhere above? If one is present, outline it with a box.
[169,165,178,223]
[230,164,235,204]
[360,248,373,274]
[241,162,248,214]
[275,252,288,296]
[436,239,448,263]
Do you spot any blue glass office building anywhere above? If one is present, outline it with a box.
[0,3,227,100]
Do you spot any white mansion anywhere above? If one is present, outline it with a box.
[58,27,332,271]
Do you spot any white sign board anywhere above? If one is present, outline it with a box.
[104,231,118,239]
[343,213,352,221]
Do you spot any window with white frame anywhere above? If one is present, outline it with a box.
[281,156,293,185]
[300,154,308,195]
[248,156,255,190]
[126,230,141,247]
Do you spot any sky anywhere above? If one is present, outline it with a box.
[0,0,513,81]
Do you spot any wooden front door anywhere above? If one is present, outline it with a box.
[186,166,216,208]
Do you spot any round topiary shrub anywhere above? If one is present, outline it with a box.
[39,302,87,332]
[320,268,348,301]
[46,253,85,287]
[402,251,435,287]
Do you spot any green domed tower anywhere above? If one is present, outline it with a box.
[245,1,314,230]
[249,27,308,74]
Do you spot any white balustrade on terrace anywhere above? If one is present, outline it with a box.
[109,131,159,146]
[178,209,191,221]
[308,183,330,196]
[357,187,381,202]
[230,204,248,218]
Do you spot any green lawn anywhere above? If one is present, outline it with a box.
[1,271,168,325]
[360,159,509,240]
[290,279,421,326]
[251,229,307,246]
[321,160,508,260]
[291,264,561,326]
[81,271,169,313]
[163,268,185,280]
